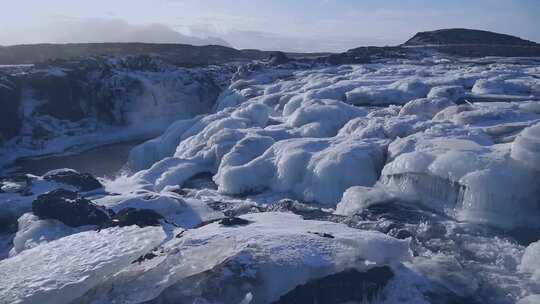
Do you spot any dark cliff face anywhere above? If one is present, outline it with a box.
[0,73,22,141]
[404,28,538,46]
[0,55,229,142]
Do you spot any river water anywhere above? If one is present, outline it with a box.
[7,139,147,178]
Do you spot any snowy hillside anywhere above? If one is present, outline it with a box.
[1,48,540,303]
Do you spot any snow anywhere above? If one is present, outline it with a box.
[0,226,165,304]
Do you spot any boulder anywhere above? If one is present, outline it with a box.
[32,189,111,227]
[273,267,394,304]
[267,51,290,65]
[43,169,103,192]
[108,208,164,228]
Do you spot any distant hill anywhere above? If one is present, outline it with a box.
[0,43,331,66]
[0,28,538,66]
[0,43,265,66]
[403,28,538,47]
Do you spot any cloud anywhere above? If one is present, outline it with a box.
[0,18,231,47]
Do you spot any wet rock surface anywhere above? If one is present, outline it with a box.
[43,169,103,192]
[32,189,111,227]
[107,208,164,228]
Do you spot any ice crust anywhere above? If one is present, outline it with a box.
[74,212,411,304]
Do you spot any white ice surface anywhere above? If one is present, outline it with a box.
[0,226,165,304]
[77,212,411,304]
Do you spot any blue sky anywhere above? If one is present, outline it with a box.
[1,0,538,51]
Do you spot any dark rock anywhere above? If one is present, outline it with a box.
[131,252,158,264]
[393,229,414,240]
[109,208,164,228]
[308,231,335,239]
[273,266,394,304]
[0,213,18,234]
[267,51,290,65]
[0,72,22,140]
[32,189,111,227]
[219,217,251,227]
[267,199,344,222]
[43,169,103,192]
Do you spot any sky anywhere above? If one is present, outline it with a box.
[1,0,538,52]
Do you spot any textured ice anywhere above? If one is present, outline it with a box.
[75,212,411,303]
[216,137,387,205]
[9,213,91,256]
[0,226,165,304]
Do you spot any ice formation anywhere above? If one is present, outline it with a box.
[1,54,540,303]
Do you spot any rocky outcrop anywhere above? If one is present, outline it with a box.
[403,28,540,57]
[0,73,22,141]
[0,55,229,148]
[404,28,538,46]
[43,169,103,192]
[32,189,111,227]
[107,208,164,228]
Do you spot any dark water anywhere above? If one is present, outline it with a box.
[9,139,147,178]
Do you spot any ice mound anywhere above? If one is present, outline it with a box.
[346,79,430,105]
[285,98,366,137]
[427,85,465,102]
[216,137,387,205]
[472,77,537,95]
[380,124,540,228]
[0,226,165,304]
[399,97,455,118]
[335,185,396,216]
[75,212,411,303]
[511,122,540,171]
[9,213,90,256]
[519,240,540,282]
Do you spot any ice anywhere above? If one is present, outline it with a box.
[3,54,540,303]
[518,295,540,304]
[285,99,366,137]
[346,79,430,105]
[511,122,540,171]
[399,97,455,118]
[216,137,387,205]
[519,241,540,281]
[10,213,91,256]
[335,185,395,216]
[427,85,465,102]
[0,226,165,304]
[75,212,411,303]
